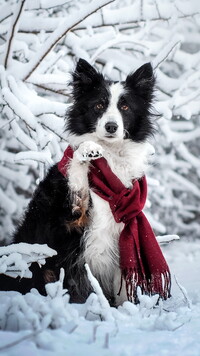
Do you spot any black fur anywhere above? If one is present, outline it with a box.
[1,165,92,302]
[0,59,155,304]
[67,59,110,136]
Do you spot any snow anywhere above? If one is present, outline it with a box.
[0,243,57,278]
[15,150,53,166]
[156,235,180,244]
[1,0,199,238]
[0,239,199,355]
[20,0,115,81]
[2,88,37,130]
[0,188,16,214]
[0,0,200,353]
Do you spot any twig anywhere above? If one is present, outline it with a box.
[154,0,161,18]
[2,90,36,132]
[172,321,187,331]
[88,324,99,343]
[32,83,70,97]
[26,0,72,11]
[18,11,200,34]
[0,6,12,24]
[0,329,44,352]
[41,122,68,142]
[19,24,138,34]
[90,37,148,64]
[68,324,78,334]
[23,0,114,81]
[85,263,114,322]
[174,4,186,17]
[4,0,27,69]
[174,274,191,309]
[140,0,144,20]
[0,34,6,42]
[103,333,109,349]
[37,111,65,118]
[153,40,181,69]
[175,89,200,109]
[0,117,15,130]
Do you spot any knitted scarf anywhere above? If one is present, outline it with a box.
[58,146,171,302]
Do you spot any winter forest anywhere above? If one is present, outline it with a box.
[0,0,200,355]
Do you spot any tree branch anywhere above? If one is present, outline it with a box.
[31,83,70,97]
[18,11,200,34]
[0,329,44,352]
[4,0,27,69]
[22,0,114,81]
[26,0,72,11]
[153,40,181,69]
[0,5,12,24]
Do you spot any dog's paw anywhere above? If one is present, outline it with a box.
[74,141,103,162]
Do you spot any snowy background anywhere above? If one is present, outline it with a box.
[0,0,200,354]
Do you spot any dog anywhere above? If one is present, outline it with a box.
[1,59,157,306]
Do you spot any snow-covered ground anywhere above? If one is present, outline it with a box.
[0,1,200,354]
[0,239,199,356]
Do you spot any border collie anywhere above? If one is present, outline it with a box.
[2,59,157,306]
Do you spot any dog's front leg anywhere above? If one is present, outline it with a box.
[67,141,103,225]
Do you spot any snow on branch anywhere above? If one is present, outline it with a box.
[153,38,181,69]
[15,150,53,166]
[75,0,200,29]
[156,235,180,245]
[0,0,200,241]
[85,263,114,322]
[21,0,114,81]
[0,243,57,278]
[0,269,76,334]
[17,2,200,33]
[26,0,72,11]
[2,88,37,131]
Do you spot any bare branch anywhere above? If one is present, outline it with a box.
[174,275,191,309]
[0,5,12,24]
[0,329,43,352]
[153,40,181,69]
[31,83,70,98]
[103,333,110,349]
[140,0,144,20]
[41,123,68,142]
[26,0,72,11]
[4,0,27,69]
[154,0,161,18]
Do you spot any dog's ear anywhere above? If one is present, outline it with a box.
[72,58,103,87]
[125,63,155,100]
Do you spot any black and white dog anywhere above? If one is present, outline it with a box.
[2,59,156,306]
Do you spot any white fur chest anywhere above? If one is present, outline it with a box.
[83,190,123,282]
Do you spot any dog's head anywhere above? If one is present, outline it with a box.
[67,59,156,143]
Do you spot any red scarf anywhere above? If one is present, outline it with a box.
[58,146,171,302]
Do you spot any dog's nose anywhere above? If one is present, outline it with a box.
[105,122,118,134]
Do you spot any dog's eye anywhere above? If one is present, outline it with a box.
[95,103,104,110]
[121,105,129,111]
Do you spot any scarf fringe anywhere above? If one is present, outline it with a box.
[119,269,171,303]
